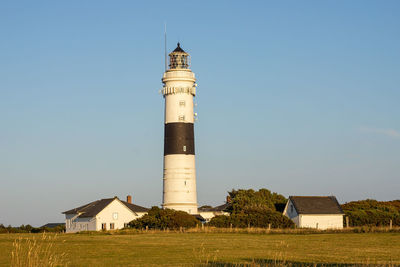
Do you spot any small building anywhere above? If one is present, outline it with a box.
[198,197,231,223]
[62,195,148,233]
[283,196,344,229]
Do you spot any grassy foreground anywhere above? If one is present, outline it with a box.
[0,231,399,266]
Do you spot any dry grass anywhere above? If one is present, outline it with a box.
[194,238,398,267]
[10,233,68,267]
[111,225,400,235]
[1,231,399,266]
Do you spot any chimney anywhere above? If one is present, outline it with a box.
[127,195,132,204]
[226,196,231,203]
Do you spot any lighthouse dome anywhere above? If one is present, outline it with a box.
[172,42,186,53]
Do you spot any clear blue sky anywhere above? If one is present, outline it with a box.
[1,1,399,226]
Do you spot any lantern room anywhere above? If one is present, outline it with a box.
[169,43,190,69]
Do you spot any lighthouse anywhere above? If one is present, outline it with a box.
[161,43,198,214]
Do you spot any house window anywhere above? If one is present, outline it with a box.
[290,205,294,213]
[179,115,185,121]
[113,212,118,220]
[179,100,185,107]
[184,181,187,186]
[110,223,115,230]
[101,223,106,230]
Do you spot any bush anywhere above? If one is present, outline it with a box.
[128,207,199,230]
[209,210,294,228]
[342,199,400,227]
[0,224,65,234]
[208,215,231,228]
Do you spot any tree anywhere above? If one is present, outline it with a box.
[209,188,294,228]
[226,188,287,214]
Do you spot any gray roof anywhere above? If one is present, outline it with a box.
[289,196,344,215]
[62,197,148,217]
[198,202,230,212]
[41,223,65,228]
[121,200,149,213]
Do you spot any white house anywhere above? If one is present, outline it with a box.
[62,196,148,233]
[283,196,344,229]
[197,197,231,223]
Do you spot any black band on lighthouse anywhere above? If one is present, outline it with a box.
[164,123,195,155]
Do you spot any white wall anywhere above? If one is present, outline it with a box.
[162,69,196,124]
[300,214,344,230]
[283,200,343,229]
[95,199,146,231]
[163,154,198,214]
[164,92,195,124]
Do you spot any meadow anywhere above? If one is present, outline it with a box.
[1,229,399,266]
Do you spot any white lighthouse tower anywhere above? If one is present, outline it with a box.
[161,43,198,214]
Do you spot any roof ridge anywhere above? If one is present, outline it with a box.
[64,197,149,216]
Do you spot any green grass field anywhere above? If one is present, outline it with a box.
[1,231,399,266]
